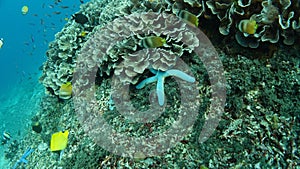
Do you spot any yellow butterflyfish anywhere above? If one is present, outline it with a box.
[238,19,258,35]
[141,36,166,48]
[59,82,72,99]
[80,31,88,37]
[50,130,69,151]
[178,10,199,27]
[22,5,29,15]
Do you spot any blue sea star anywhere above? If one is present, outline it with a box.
[12,147,34,169]
[136,68,195,106]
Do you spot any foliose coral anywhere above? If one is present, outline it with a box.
[40,0,133,95]
[40,0,299,95]
[24,0,299,168]
[203,0,300,47]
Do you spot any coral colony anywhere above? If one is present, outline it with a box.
[40,0,300,96]
[6,0,296,168]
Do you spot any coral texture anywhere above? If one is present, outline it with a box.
[40,0,299,95]
[12,0,298,168]
[203,0,300,47]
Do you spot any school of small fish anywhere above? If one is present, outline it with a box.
[0,1,84,53]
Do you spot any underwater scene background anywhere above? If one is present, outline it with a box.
[0,0,82,167]
[0,0,299,168]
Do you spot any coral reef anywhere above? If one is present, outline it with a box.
[10,46,299,168]
[203,0,300,47]
[40,0,300,96]
[26,0,300,168]
[40,0,133,96]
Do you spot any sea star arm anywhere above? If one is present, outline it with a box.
[136,68,195,106]
[136,76,158,89]
[12,147,34,169]
[20,147,34,164]
[165,69,195,83]
[156,71,165,106]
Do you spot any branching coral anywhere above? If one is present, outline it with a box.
[136,68,195,106]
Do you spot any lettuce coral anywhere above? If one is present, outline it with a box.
[41,0,299,97]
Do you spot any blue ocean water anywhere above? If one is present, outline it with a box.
[0,0,83,167]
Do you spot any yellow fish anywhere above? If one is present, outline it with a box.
[238,19,258,35]
[50,130,69,151]
[178,10,199,27]
[59,82,72,99]
[141,36,166,48]
[80,31,88,37]
[21,5,29,15]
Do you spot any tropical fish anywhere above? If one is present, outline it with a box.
[24,42,30,46]
[45,14,52,17]
[21,5,29,15]
[55,0,62,5]
[59,82,72,99]
[30,34,34,43]
[79,31,88,37]
[72,13,88,25]
[53,11,62,15]
[238,19,258,35]
[60,6,69,9]
[48,5,54,9]
[32,121,42,133]
[50,130,69,151]
[0,38,3,48]
[141,36,166,48]
[2,131,11,140]
[178,10,199,27]
[1,131,11,144]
